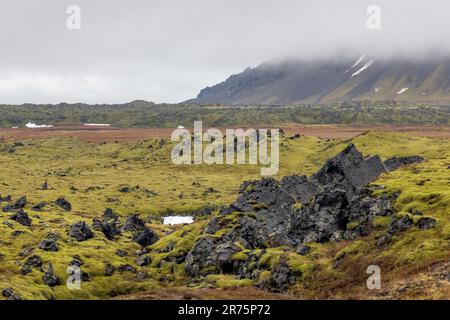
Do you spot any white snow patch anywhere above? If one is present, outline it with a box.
[396,87,409,95]
[163,216,194,225]
[344,55,366,73]
[351,58,376,77]
[374,87,381,93]
[25,122,53,128]
[83,123,111,127]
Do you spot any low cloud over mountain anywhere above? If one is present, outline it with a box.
[188,56,450,104]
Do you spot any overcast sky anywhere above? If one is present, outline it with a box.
[0,0,449,104]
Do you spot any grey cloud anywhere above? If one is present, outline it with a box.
[0,0,449,104]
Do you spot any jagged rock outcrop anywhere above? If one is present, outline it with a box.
[184,144,427,290]
[312,144,385,200]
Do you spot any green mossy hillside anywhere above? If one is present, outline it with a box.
[0,131,448,299]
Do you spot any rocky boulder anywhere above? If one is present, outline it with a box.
[185,236,217,277]
[42,263,60,287]
[388,215,414,235]
[10,209,32,227]
[56,198,72,211]
[69,221,94,241]
[121,214,158,247]
[0,195,11,203]
[416,217,436,230]
[38,238,58,252]
[121,214,146,232]
[92,208,121,240]
[24,255,43,268]
[312,144,385,200]
[31,202,47,212]
[136,255,151,267]
[270,260,299,291]
[3,196,27,212]
[2,288,22,300]
[132,228,159,247]
[93,218,120,241]
[280,175,318,204]
[183,145,432,291]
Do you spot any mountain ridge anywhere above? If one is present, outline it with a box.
[187,56,450,105]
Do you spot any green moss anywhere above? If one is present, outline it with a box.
[372,216,391,229]
[334,240,368,262]
[292,202,303,210]
[286,254,314,279]
[217,278,253,288]
[232,252,248,261]
[206,274,253,288]
[346,222,359,231]
[258,271,272,283]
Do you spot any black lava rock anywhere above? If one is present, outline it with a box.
[132,228,159,247]
[388,215,414,235]
[38,238,58,252]
[136,255,151,266]
[2,288,22,300]
[0,195,11,203]
[376,234,392,249]
[416,217,436,230]
[42,263,60,287]
[10,209,32,227]
[56,198,72,211]
[121,214,146,232]
[25,255,43,268]
[104,263,116,276]
[3,196,27,212]
[69,221,94,241]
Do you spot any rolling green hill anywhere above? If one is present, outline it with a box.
[0,132,449,300]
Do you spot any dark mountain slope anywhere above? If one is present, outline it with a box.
[188,56,450,105]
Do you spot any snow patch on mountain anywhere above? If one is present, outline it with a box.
[351,58,376,77]
[344,55,366,73]
[396,87,409,95]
